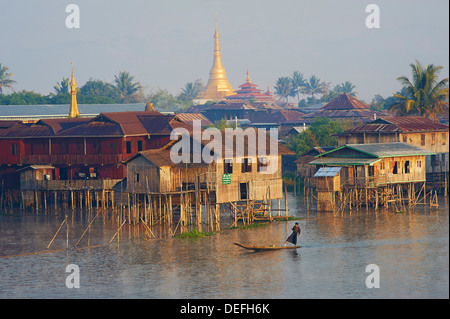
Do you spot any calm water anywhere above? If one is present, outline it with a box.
[0,193,448,299]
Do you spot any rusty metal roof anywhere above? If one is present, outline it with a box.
[322,93,370,110]
[339,117,449,134]
[174,113,213,127]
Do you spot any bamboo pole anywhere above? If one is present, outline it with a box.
[73,211,100,248]
[109,220,127,244]
[46,218,66,250]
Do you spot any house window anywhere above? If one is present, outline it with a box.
[421,134,425,146]
[224,159,233,174]
[392,161,398,174]
[11,143,19,155]
[257,157,269,172]
[126,141,132,154]
[240,183,248,200]
[136,173,140,183]
[137,140,143,152]
[403,135,407,143]
[241,158,252,173]
[404,160,410,174]
[431,133,436,145]
[442,133,447,146]
[417,160,422,168]
[380,162,385,170]
[431,155,439,167]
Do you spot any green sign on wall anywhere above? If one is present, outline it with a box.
[222,174,231,185]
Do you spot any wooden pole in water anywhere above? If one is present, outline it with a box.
[47,218,66,250]
[284,183,288,218]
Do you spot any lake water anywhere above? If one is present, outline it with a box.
[0,193,448,299]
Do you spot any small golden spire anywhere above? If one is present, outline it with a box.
[246,68,251,83]
[68,61,79,118]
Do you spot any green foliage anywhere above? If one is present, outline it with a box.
[211,118,240,130]
[230,222,268,230]
[390,60,449,121]
[78,79,121,104]
[176,229,215,238]
[147,88,190,111]
[0,63,17,95]
[114,71,143,103]
[178,79,204,104]
[285,117,347,156]
[0,90,48,105]
[274,76,293,102]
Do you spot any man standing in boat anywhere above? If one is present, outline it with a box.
[285,223,301,246]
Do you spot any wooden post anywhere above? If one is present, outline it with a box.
[284,183,288,218]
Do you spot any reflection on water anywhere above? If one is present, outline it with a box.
[0,193,448,299]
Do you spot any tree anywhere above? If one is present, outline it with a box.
[290,71,306,102]
[286,117,346,156]
[178,79,204,102]
[0,63,17,95]
[0,90,48,105]
[113,71,143,103]
[335,81,357,96]
[147,88,187,111]
[54,77,70,95]
[274,76,293,102]
[321,81,357,103]
[390,60,449,121]
[78,79,120,104]
[304,75,328,98]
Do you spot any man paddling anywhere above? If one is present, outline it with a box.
[284,223,301,246]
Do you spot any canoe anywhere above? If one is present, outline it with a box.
[233,242,300,251]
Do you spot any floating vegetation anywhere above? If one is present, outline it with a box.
[176,229,215,239]
[230,222,268,230]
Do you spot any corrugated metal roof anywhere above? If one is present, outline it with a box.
[344,142,436,157]
[339,117,449,134]
[317,142,435,160]
[322,93,370,110]
[309,158,381,166]
[314,167,342,177]
[174,113,213,127]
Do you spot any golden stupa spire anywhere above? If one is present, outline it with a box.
[198,14,234,100]
[246,68,251,83]
[68,61,79,118]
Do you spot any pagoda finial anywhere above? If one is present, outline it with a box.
[246,68,251,83]
[198,15,234,100]
[68,61,79,118]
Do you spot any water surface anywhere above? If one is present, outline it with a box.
[0,193,448,299]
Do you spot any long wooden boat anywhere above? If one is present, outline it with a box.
[234,242,300,251]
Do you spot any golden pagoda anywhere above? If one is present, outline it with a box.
[198,21,234,100]
[68,62,79,118]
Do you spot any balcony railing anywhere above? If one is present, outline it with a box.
[19,154,122,166]
[21,179,122,191]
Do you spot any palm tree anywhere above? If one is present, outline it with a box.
[274,76,293,102]
[390,60,449,121]
[179,80,203,101]
[304,75,327,98]
[290,71,306,102]
[113,71,142,103]
[0,64,17,94]
[336,81,357,96]
[54,77,70,94]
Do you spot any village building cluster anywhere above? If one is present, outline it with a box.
[0,22,448,223]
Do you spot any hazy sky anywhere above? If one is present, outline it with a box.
[1,0,448,102]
